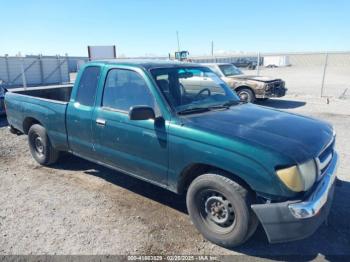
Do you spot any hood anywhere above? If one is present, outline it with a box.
[181,103,333,163]
[229,75,281,82]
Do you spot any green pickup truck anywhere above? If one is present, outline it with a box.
[5,60,338,248]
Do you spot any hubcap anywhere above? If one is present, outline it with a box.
[198,190,236,233]
[239,91,249,102]
[205,196,230,224]
[34,137,44,155]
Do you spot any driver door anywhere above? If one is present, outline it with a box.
[92,68,168,185]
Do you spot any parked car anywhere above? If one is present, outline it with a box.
[232,58,257,70]
[203,63,287,103]
[0,83,5,115]
[5,60,338,248]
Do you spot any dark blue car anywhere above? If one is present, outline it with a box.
[0,85,5,115]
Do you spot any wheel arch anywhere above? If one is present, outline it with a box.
[177,163,255,196]
[234,85,255,95]
[23,117,43,134]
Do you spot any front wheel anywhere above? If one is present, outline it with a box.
[236,88,255,103]
[186,173,258,248]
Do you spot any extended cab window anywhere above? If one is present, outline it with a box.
[76,66,101,106]
[102,69,155,112]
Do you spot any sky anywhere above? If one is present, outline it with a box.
[0,0,349,57]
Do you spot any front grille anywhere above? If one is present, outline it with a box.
[268,80,284,89]
[316,137,335,180]
[266,80,286,97]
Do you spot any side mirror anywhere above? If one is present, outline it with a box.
[129,106,155,121]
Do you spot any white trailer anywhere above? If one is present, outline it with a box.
[263,56,290,67]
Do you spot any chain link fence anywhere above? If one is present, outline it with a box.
[1,52,349,100]
[191,52,350,99]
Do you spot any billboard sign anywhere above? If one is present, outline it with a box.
[88,45,116,60]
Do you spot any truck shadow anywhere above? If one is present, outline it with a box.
[53,154,350,259]
[256,99,306,109]
[53,154,188,213]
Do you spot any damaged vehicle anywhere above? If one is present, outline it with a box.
[203,63,287,102]
[5,60,337,248]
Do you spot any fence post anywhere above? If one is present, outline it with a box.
[321,52,329,97]
[5,55,10,84]
[256,52,260,76]
[65,54,69,81]
[39,55,44,85]
[20,56,27,89]
[57,55,63,83]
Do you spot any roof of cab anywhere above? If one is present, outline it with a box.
[88,59,201,70]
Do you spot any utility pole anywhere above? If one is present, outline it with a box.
[321,53,329,97]
[211,41,214,57]
[176,31,181,51]
[256,52,260,76]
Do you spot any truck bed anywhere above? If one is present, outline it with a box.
[9,84,73,102]
[5,85,72,151]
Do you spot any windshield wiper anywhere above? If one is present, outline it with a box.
[177,100,241,115]
[208,100,241,110]
[177,107,210,115]
[223,100,242,106]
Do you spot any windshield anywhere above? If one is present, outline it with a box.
[218,64,243,76]
[151,66,240,113]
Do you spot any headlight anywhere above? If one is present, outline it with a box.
[264,83,271,91]
[276,159,317,192]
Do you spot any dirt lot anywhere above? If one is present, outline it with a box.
[0,95,349,259]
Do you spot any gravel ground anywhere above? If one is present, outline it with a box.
[0,95,349,259]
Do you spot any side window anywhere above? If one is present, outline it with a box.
[102,69,155,112]
[76,66,101,106]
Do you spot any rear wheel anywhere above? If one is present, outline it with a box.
[186,173,258,248]
[28,124,59,165]
[236,88,255,103]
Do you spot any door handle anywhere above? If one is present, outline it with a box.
[96,118,106,126]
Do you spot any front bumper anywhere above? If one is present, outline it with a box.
[251,152,338,243]
[256,87,287,98]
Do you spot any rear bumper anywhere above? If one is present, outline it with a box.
[251,152,338,243]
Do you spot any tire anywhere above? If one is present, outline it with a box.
[28,124,59,166]
[236,88,255,103]
[186,172,258,248]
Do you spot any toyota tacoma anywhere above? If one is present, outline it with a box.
[5,60,337,248]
